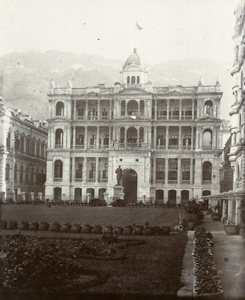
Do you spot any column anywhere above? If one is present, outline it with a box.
[137,127,139,145]
[97,100,101,120]
[199,128,203,149]
[195,128,199,149]
[235,195,242,225]
[72,157,75,182]
[138,100,140,115]
[190,158,193,184]
[82,157,87,182]
[109,100,112,119]
[153,158,156,184]
[166,126,169,150]
[178,126,182,150]
[84,126,88,149]
[96,126,100,149]
[124,127,127,145]
[191,126,194,150]
[95,157,99,182]
[74,99,76,120]
[179,99,182,120]
[154,126,156,150]
[73,127,76,148]
[192,98,195,120]
[155,99,157,120]
[177,158,181,184]
[165,159,168,184]
[85,100,88,120]
[109,126,112,146]
[167,99,170,119]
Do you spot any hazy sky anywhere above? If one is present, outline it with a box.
[0,0,239,64]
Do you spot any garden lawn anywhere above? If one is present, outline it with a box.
[0,205,184,227]
[0,231,188,299]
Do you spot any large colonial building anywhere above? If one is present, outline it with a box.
[0,97,48,202]
[45,49,223,204]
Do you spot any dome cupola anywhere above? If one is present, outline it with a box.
[123,48,141,70]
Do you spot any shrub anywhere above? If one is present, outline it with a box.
[90,198,107,206]
[111,199,127,207]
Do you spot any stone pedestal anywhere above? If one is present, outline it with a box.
[113,185,123,200]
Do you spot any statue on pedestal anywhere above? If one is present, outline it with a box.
[115,166,122,186]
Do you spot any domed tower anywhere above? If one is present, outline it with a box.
[121,48,150,88]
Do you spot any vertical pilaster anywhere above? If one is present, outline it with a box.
[85,100,88,120]
[98,100,101,120]
[166,126,169,149]
[95,157,99,183]
[179,126,182,150]
[154,126,156,150]
[155,99,157,120]
[165,158,168,184]
[179,99,182,120]
[83,157,87,183]
[178,158,181,184]
[190,158,193,184]
[96,126,100,149]
[192,98,195,120]
[84,126,88,149]
[72,157,75,182]
[191,126,194,150]
[167,99,170,119]
[74,100,76,120]
[153,157,156,184]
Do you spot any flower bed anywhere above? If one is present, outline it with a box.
[192,226,223,298]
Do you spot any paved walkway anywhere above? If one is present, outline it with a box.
[178,214,245,300]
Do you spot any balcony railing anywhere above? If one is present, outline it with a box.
[54,177,62,182]
[55,144,63,148]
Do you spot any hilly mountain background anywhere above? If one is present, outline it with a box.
[0,50,234,121]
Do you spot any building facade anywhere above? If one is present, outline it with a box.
[203,1,245,236]
[0,97,48,202]
[45,49,223,204]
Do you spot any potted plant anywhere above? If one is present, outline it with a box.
[0,220,7,229]
[60,222,71,232]
[102,224,113,234]
[19,220,29,230]
[49,221,61,232]
[81,223,92,233]
[114,226,123,235]
[29,221,39,231]
[123,225,133,235]
[222,217,239,235]
[91,224,102,234]
[39,221,49,231]
[7,220,17,230]
[70,223,81,233]
[133,224,144,235]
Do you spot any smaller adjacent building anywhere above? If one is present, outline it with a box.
[0,97,48,202]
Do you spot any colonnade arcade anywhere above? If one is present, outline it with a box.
[53,125,218,150]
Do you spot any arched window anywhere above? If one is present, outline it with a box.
[54,160,63,179]
[127,100,138,116]
[202,161,212,181]
[5,163,10,180]
[131,76,136,84]
[121,100,126,116]
[127,76,130,84]
[204,100,213,116]
[203,129,212,148]
[56,102,64,116]
[137,76,140,84]
[55,129,63,147]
